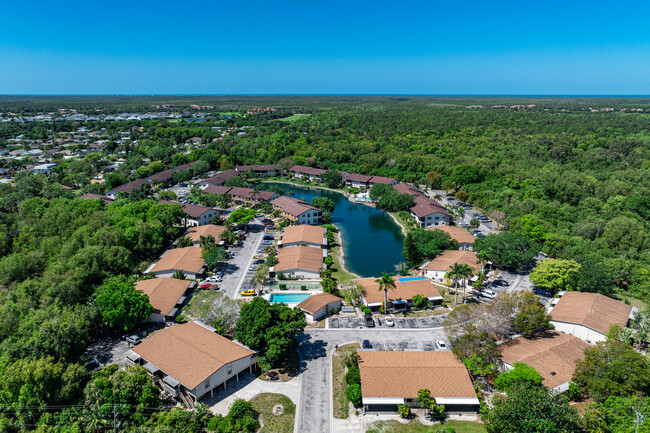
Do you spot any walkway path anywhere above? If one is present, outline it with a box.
[206,374,301,416]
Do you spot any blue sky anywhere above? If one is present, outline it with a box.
[1,0,649,94]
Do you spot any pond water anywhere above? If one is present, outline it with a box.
[265,182,405,277]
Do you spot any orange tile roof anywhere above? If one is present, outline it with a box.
[150,247,204,274]
[499,331,589,389]
[422,250,480,273]
[275,246,323,272]
[550,292,633,335]
[297,293,342,314]
[132,321,255,389]
[359,351,477,399]
[185,224,227,243]
[135,278,192,316]
[354,276,441,304]
[281,225,326,245]
[429,225,476,244]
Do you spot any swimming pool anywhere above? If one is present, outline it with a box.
[270,293,312,303]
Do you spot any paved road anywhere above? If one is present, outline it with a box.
[219,220,265,299]
[426,188,496,235]
[296,328,448,433]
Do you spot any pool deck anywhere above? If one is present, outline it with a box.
[265,290,324,306]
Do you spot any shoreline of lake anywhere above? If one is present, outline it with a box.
[334,229,360,279]
[262,178,408,236]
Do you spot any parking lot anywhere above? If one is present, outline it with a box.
[366,340,442,351]
[328,314,446,329]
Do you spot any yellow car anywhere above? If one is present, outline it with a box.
[240,289,256,297]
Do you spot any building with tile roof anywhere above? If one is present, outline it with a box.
[297,292,343,321]
[499,331,589,392]
[549,292,635,343]
[270,196,322,225]
[354,276,442,310]
[270,245,326,280]
[126,321,257,405]
[358,351,479,413]
[280,225,327,249]
[146,247,205,279]
[185,224,227,246]
[428,226,476,251]
[421,250,481,282]
[135,278,194,322]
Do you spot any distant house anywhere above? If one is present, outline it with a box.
[428,226,476,251]
[290,165,327,182]
[146,247,205,279]
[354,276,443,311]
[126,321,257,406]
[235,164,281,177]
[80,193,114,204]
[280,225,327,249]
[105,178,151,199]
[359,351,479,414]
[185,224,227,246]
[421,250,481,282]
[135,278,195,322]
[227,187,280,205]
[147,168,176,186]
[499,331,589,393]
[203,185,233,196]
[160,201,218,227]
[345,173,373,189]
[270,196,322,225]
[33,163,57,174]
[297,293,343,321]
[548,292,636,343]
[368,176,398,187]
[270,245,326,280]
[393,182,425,198]
[195,176,226,188]
[410,196,451,227]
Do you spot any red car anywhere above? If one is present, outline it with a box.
[200,283,211,289]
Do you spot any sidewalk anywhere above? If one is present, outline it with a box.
[206,374,301,415]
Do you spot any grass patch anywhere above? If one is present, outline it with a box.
[397,308,449,317]
[332,343,360,419]
[249,393,295,433]
[277,113,311,122]
[614,293,646,311]
[329,244,356,287]
[367,420,486,433]
[181,290,234,320]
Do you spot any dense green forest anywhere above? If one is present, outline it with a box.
[0,96,649,429]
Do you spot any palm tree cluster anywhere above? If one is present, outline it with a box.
[445,263,474,304]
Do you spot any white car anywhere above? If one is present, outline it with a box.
[385,317,395,327]
[205,276,221,283]
[480,289,497,299]
[435,339,449,350]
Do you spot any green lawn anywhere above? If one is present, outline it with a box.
[366,420,486,433]
[249,393,295,433]
[277,113,311,122]
[332,343,360,419]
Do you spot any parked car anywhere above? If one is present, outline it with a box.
[205,276,219,283]
[254,259,265,264]
[362,339,372,349]
[240,289,256,297]
[261,240,273,245]
[435,339,449,350]
[263,234,275,240]
[200,283,212,289]
[480,289,497,299]
[125,335,141,346]
[263,221,275,226]
[533,288,552,297]
[85,358,104,372]
[257,248,266,254]
[365,315,375,327]
[492,279,509,287]
[385,317,395,327]
[256,213,264,217]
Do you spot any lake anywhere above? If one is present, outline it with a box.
[265,182,405,277]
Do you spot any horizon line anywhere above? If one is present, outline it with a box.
[1,94,650,98]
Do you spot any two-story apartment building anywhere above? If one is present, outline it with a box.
[270,196,323,225]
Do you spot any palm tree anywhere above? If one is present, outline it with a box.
[446,263,464,304]
[375,272,396,314]
[457,263,474,303]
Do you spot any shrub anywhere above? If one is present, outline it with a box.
[301,285,307,291]
[228,398,256,420]
[279,283,287,290]
[346,367,361,385]
[397,403,411,418]
[277,272,286,280]
[346,384,362,406]
[331,308,338,315]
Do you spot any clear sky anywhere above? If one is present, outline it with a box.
[1,0,649,95]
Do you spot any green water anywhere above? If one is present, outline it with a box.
[266,182,405,277]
